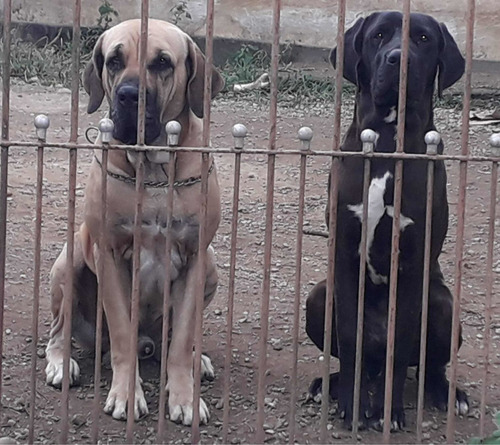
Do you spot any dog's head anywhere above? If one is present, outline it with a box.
[331,11,464,107]
[83,19,225,145]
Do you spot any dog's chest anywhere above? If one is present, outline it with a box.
[347,171,414,285]
[112,197,186,300]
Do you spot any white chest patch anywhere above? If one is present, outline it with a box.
[384,106,397,123]
[347,171,414,285]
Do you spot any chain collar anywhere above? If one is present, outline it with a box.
[93,155,214,189]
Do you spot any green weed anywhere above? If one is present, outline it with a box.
[470,412,500,445]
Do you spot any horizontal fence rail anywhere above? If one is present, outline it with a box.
[0,0,498,443]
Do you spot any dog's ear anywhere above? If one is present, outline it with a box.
[437,23,465,97]
[330,17,365,85]
[186,37,225,118]
[83,34,105,114]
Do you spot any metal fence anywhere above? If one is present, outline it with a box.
[0,0,499,443]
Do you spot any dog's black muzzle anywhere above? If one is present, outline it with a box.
[372,39,422,106]
[111,80,162,145]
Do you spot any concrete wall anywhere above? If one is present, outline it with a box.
[2,0,500,61]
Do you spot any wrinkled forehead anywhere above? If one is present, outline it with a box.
[100,19,188,61]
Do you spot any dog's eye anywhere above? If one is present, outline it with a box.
[419,34,428,42]
[149,55,173,73]
[106,56,123,73]
[375,32,384,39]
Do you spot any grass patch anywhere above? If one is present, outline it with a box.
[0,34,341,105]
[221,43,338,106]
[1,30,478,109]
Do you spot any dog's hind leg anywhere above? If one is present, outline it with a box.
[305,279,340,402]
[45,242,81,388]
[424,263,469,415]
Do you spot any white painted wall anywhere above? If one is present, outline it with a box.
[2,0,500,61]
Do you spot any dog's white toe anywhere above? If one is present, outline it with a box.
[200,354,215,381]
[168,393,210,426]
[104,384,149,421]
[455,399,469,416]
[45,356,80,387]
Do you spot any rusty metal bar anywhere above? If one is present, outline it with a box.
[382,0,411,441]
[288,127,312,443]
[27,115,49,443]
[202,0,215,145]
[351,130,375,436]
[416,132,440,442]
[446,0,475,441]
[255,0,281,442]
[126,153,145,442]
[3,139,500,163]
[90,119,113,443]
[191,156,210,443]
[0,0,12,419]
[191,0,216,439]
[156,122,181,443]
[59,0,81,441]
[125,1,149,441]
[479,133,500,438]
[221,124,247,442]
[321,0,346,440]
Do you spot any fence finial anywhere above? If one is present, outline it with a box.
[34,114,50,141]
[166,121,182,147]
[232,124,248,150]
[298,127,313,151]
[490,132,500,157]
[424,130,441,155]
[98,118,114,144]
[360,129,377,154]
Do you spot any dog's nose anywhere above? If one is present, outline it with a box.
[386,49,401,65]
[116,84,139,106]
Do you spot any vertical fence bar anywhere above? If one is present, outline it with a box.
[321,0,346,441]
[59,0,81,441]
[126,1,149,441]
[446,1,475,441]
[191,0,216,440]
[382,1,410,441]
[288,127,312,443]
[256,0,281,442]
[221,124,247,442]
[90,119,113,444]
[27,116,50,443]
[479,133,500,438]
[157,121,180,443]
[0,0,12,420]
[351,130,376,437]
[416,132,440,442]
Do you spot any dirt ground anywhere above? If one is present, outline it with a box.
[0,80,499,444]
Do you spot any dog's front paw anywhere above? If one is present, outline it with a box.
[426,373,469,416]
[45,355,80,388]
[167,383,210,426]
[103,380,148,421]
[371,406,405,432]
[338,391,371,431]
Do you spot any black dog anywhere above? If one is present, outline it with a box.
[305,11,468,430]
